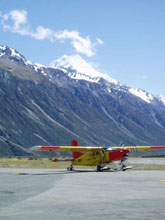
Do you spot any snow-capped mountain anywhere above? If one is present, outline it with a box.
[0,45,46,74]
[50,54,118,84]
[1,45,165,156]
[0,45,26,61]
[158,95,165,105]
[1,45,165,106]
[50,53,165,107]
[129,88,154,104]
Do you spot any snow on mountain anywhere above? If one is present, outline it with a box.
[1,45,165,107]
[129,88,154,103]
[157,95,165,106]
[10,48,22,59]
[129,88,165,106]
[25,60,46,74]
[0,45,46,74]
[50,54,165,106]
[0,45,26,61]
[0,46,5,57]
[50,54,118,84]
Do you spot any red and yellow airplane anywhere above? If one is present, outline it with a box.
[31,140,165,171]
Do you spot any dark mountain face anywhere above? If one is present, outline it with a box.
[0,46,165,156]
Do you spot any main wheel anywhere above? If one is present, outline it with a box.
[97,165,102,172]
[67,166,73,171]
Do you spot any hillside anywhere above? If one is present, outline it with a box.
[1,46,165,156]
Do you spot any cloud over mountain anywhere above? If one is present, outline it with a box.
[0,9,103,57]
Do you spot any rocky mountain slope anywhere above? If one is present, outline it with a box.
[0,46,165,156]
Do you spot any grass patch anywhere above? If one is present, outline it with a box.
[0,157,165,170]
[0,157,70,169]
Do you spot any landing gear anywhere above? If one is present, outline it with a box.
[67,165,73,171]
[120,161,132,171]
[121,163,127,171]
[97,165,110,172]
[97,165,102,172]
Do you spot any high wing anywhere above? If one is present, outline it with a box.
[30,145,165,153]
[113,146,165,152]
[30,145,103,152]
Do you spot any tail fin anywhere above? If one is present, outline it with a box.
[72,140,83,159]
[72,140,78,147]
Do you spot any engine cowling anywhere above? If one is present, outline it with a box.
[108,148,130,162]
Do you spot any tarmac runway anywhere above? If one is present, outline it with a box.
[0,168,165,220]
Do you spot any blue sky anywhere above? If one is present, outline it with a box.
[0,0,165,96]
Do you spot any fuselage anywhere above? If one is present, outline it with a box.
[72,148,130,166]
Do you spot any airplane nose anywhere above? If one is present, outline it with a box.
[124,149,130,154]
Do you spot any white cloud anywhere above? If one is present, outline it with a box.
[96,38,104,45]
[54,30,96,57]
[0,9,103,57]
[31,26,54,41]
[1,10,29,34]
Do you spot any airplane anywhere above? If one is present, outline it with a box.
[30,140,165,172]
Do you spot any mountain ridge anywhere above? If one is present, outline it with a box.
[1,45,164,105]
[0,45,165,156]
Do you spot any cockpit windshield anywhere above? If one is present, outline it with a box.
[103,147,113,151]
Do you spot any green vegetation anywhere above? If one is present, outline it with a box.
[0,157,69,169]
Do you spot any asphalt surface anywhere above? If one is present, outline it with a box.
[0,168,165,220]
[129,157,165,165]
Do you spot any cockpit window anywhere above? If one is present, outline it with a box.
[103,147,112,151]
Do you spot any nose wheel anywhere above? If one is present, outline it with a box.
[121,163,127,171]
[120,161,132,171]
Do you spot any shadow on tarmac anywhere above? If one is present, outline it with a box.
[14,169,117,176]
